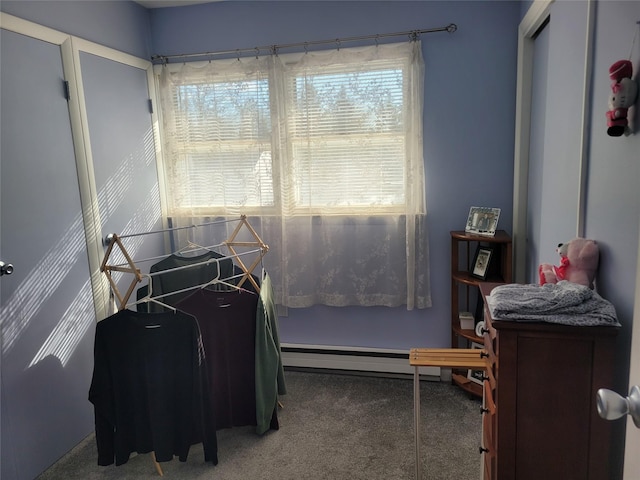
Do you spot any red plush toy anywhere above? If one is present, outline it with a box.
[606,60,638,137]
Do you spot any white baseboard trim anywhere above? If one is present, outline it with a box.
[281,343,443,380]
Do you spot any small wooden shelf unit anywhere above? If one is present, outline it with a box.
[450,230,512,397]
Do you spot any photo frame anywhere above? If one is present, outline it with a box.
[467,342,485,385]
[465,206,501,236]
[471,246,493,280]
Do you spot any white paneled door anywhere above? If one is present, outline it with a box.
[0,27,95,480]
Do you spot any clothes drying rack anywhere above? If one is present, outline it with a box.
[99,215,269,476]
[100,215,269,310]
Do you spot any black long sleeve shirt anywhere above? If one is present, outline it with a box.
[88,309,218,466]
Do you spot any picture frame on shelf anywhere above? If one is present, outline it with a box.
[468,342,485,385]
[471,246,493,280]
[465,206,501,236]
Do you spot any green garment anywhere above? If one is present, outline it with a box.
[255,272,287,434]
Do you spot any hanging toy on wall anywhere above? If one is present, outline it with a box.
[606,21,640,137]
[606,59,638,137]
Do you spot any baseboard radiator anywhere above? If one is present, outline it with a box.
[281,343,445,381]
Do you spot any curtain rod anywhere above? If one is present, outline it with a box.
[151,23,457,64]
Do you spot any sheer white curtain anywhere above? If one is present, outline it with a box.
[156,41,431,310]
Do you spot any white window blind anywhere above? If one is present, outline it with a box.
[162,65,273,214]
[285,62,407,213]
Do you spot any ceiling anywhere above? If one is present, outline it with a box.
[135,0,219,8]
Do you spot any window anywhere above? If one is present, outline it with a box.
[157,41,430,309]
[161,65,273,214]
[285,63,408,214]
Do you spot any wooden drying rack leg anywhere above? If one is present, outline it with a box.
[151,452,163,476]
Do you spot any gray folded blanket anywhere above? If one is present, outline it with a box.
[487,281,620,327]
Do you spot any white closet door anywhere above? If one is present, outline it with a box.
[78,50,165,284]
[0,28,95,480]
[623,237,640,477]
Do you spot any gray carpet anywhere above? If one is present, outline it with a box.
[37,370,482,479]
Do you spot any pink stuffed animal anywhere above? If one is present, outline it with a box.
[539,238,599,289]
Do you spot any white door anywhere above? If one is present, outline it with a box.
[623,235,640,478]
[0,27,95,480]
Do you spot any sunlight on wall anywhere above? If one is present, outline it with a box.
[29,127,162,369]
[0,212,87,356]
[25,141,162,369]
[28,279,94,368]
[103,182,163,283]
[97,126,155,222]
[2,126,162,371]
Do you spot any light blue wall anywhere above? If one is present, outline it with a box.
[0,0,151,58]
[524,4,639,467]
[523,0,639,391]
[149,0,521,349]
[0,0,638,473]
[3,0,637,364]
[587,0,640,400]
[589,4,640,301]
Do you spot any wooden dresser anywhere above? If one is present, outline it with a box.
[479,283,620,480]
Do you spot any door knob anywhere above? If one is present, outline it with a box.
[0,261,14,276]
[596,386,640,428]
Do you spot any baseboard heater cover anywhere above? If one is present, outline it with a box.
[281,343,443,380]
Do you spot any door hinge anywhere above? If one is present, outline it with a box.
[148,99,153,114]
[63,80,71,101]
